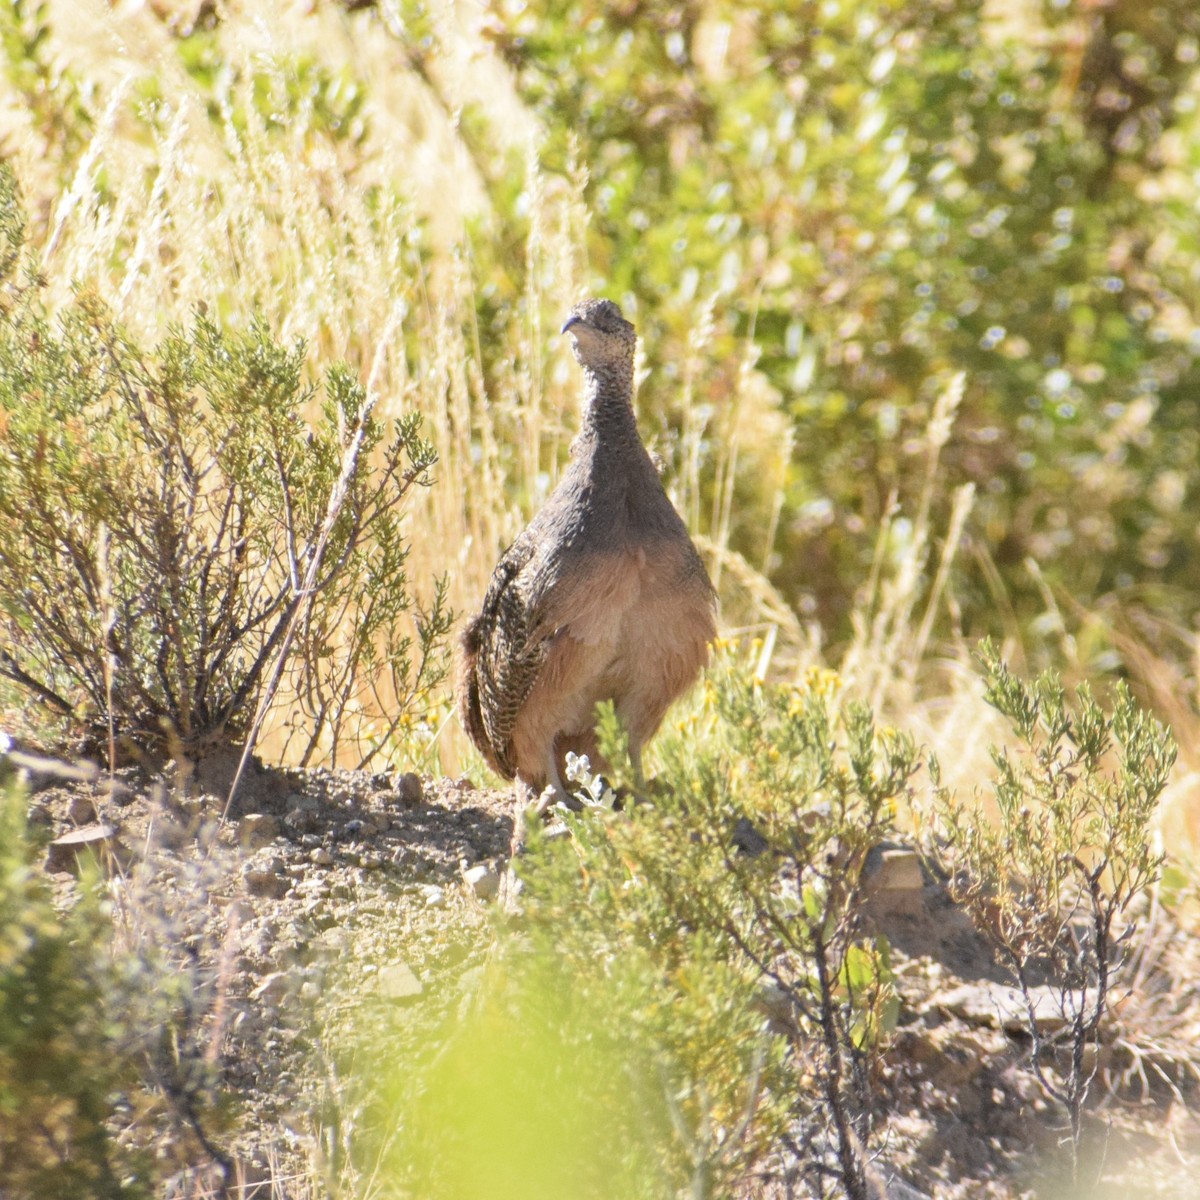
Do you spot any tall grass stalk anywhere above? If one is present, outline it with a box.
[841,372,970,708]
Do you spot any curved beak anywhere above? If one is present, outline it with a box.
[560,314,583,335]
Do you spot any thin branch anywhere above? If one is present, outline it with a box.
[222,384,384,816]
[0,645,75,715]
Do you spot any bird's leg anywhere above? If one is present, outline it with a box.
[616,740,654,810]
[508,774,539,858]
[509,763,570,851]
[513,773,539,810]
[629,742,646,791]
[499,775,541,911]
[535,749,582,815]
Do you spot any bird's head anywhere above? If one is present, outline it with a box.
[561,298,636,371]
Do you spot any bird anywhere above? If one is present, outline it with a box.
[457,297,717,813]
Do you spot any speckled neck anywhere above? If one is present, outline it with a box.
[576,358,641,452]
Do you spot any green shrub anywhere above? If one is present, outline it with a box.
[0,165,449,761]
[934,640,1175,1187]
[514,646,919,1198]
[0,781,149,1199]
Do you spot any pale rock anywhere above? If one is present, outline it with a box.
[240,813,280,848]
[378,961,423,1001]
[463,862,500,901]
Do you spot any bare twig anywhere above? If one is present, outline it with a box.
[222,384,382,818]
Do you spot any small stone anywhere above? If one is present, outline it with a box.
[378,962,423,1001]
[25,801,53,829]
[68,794,98,825]
[864,846,925,893]
[46,823,126,874]
[249,971,292,1006]
[96,777,134,806]
[395,772,423,808]
[935,982,1068,1036]
[244,858,291,899]
[361,852,384,870]
[299,979,322,1003]
[315,928,350,954]
[286,792,319,814]
[420,884,446,908]
[175,794,205,819]
[863,844,926,915]
[240,813,280,848]
[310,847,334,866]
[462,862,500,902]
[284,808,319,835]
[162,758,199,791]
[393,847,429,877]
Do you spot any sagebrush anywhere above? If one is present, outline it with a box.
[0,166,449,763]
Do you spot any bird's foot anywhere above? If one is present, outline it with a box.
[508,787,574,859]
[533,783,582,817]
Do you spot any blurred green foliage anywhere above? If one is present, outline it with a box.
[376,947,681,1200]
[509,647,917,1194]
[0,0,93,164]
[485,0,1200,643]
[171,35,370,149]
[0,783,148,1199]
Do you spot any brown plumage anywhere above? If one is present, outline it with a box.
[457,298,717,803]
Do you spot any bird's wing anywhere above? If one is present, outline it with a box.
[469,536,644,774]
[466,532,552,775]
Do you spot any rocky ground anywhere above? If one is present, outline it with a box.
[17,751,1200,1200]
